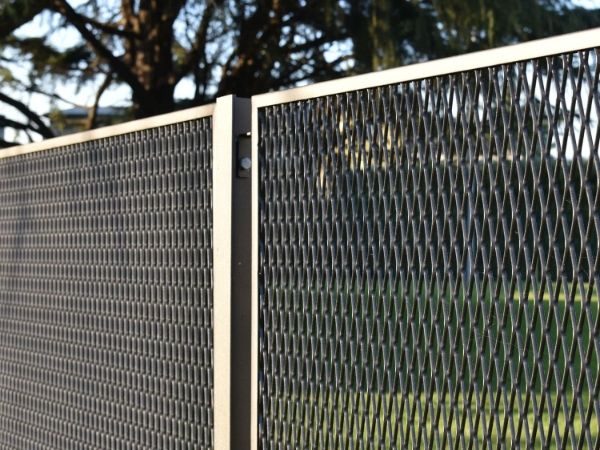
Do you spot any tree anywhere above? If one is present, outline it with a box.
[347,0,600,72]
[0,0,599,147]
[0,0,348,144]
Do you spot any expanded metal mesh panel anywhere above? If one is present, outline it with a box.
[258,49,600,449]
[0,119,213,449]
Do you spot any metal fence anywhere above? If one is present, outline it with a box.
[0,99,252,450]
[252,29,600,450]
[0,108,217,450]
[0,29,599,450]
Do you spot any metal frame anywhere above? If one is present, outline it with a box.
[0,103,215,158]
[213,96,252,450]
[249,26,600,450]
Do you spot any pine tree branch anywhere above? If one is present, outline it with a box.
[49,0,144,94]
[86,72,113,130]
[79,16,139,39]
[12,82,87,109]
[0,91,54,138]
[0,0,48,39]
[175,0,220,83]
[0,115,36,132]
[0,139,17,149]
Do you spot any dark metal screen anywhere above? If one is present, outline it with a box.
[258,50,600,449]
[0,119,213,449]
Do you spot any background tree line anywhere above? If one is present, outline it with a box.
[0,0,599,147]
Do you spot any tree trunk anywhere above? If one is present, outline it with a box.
[132,85,175,118]
[122,1,179,118]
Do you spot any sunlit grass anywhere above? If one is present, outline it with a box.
[264,390,598,449]
[262,279,599,448]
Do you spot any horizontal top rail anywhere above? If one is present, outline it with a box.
[252,27,600,108]
[0,103,215,159]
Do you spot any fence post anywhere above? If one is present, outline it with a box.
[213,95,252,450]
[249,96,260,450]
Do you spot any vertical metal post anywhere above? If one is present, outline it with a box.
[213,95,252,450]
[249,99,260,450]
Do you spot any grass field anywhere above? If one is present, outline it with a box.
[261,278,599,448]
[264,389,598,449]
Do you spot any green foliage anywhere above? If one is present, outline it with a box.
[0,0,48,39]
[5,35,91,78]
[0,0,599,145]
[348,0,600,72]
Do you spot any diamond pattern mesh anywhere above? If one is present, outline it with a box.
[258,50,600,449]
[0,119,213,449]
